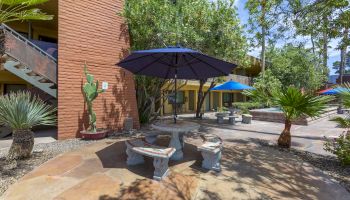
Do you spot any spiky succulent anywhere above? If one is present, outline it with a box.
[0,91,56,130]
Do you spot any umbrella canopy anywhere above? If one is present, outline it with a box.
[317,88,332,94]
[117,46,236,79]
[321,87,347,95]
[211,80,255,91]
[117,46,237,123]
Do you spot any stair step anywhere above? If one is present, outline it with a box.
[26,71,38,76]
[32,76,44,81]
[39,78,51,83]
[3,61,57,98]
[21,68,32,74]
[14,62,23,68]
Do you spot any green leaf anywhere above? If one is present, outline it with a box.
[0,91,56,130]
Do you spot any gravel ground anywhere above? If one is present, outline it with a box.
[0,139,98,196]
[255,139,350,193]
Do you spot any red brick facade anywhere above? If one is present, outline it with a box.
[58,0,139,139]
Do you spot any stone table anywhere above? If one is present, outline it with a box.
[151,120,200,160]
[215,112,229,124]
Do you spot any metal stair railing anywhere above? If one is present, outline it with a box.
[2,23,57,83]
[2,23,57,62]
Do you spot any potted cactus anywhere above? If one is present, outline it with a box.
[80,63,107,139]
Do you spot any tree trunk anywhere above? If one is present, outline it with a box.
[340,28,349,84]
[195,79,206,118]
[7,129,34,160]
[195,79,216,118]
[277,119,292,148]
[0,26,5,63]
[261,0,266,73]
[310,35,315,55]
[322,15,329,76]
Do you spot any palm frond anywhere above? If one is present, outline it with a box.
[338,82,350,108]
[1,0,49,6]
[0,91,56,130]
[330,116,350,128]
[13,8,52,20]
[273,87,334,120]
[0,0,52,23]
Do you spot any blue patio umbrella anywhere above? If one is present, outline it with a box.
[117,46,237,122]
[321,87,348,95]
[211,80,255,91]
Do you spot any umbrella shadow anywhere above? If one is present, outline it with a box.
[95,136,203,180]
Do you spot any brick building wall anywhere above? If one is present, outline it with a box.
[58,0,139,139]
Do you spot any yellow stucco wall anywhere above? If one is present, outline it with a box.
[0,70,31,95]
[6,22,58,41]
[161,82,248,115]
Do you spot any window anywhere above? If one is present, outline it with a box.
[38,35,58,43]
[168,91,185,104]
[4,84,27,94]
[222,93,233,103]
[18,31,28,38]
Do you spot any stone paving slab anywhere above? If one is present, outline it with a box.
[181,114,347,155]
[2,138,349,200]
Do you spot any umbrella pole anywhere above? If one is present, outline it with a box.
[174,71,177,123]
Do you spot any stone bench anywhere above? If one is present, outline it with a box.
[125,139,175,181]
[227,116,238,125]
[242,114,252,124]
[198,134,223,172]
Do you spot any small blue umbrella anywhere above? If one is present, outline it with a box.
[321,87,348,95]
[211,80,255,91]
[117,46,237,123]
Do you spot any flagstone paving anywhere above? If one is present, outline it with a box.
[180,113,347,155]
[1,136,349,200]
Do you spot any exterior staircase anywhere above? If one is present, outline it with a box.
[1,24,57,98]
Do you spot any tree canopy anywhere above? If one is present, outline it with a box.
[122,0,248,64]
[266,44,327,92]
[121,0,248,122]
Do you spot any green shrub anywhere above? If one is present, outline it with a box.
[217,107,228,113]
[324,133,350,166]
[232,102,263,114]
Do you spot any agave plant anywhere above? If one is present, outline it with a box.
[0,91,56,160]
[273,87,333,148]
[0,0,53,57]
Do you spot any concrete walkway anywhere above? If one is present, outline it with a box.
[2,137,349,200]
[180,113,346,155]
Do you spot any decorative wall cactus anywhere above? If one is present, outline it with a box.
[83,63,104,133]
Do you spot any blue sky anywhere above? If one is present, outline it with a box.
[235,0,340,75]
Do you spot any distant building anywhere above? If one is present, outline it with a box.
[336,74,350,84]
[160,55,262,115]
[329,75,338,84]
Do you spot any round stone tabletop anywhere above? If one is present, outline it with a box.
[151,120,200,133]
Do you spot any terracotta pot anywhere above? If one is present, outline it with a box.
[80,129,108,140]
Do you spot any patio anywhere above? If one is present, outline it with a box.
[2,134,349,200]
[178,113,347,155]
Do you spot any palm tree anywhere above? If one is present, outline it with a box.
[0,91,56,160]
[330,116,350,133]
[274,87,333,148]
[330,83,350,133]
[0,0,53,58]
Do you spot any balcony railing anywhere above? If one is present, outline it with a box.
[228,74,251,85]
[3,24,57,84]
